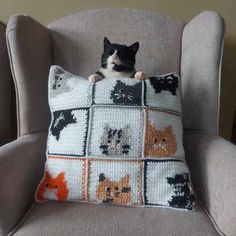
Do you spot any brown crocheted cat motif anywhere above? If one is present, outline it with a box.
[145,119,177,157]
[96,174,132,206]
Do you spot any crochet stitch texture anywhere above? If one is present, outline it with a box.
[36,65,196,210]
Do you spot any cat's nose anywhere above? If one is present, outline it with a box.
[112,54,118,60]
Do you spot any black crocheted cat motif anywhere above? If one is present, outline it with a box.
[110,80,142,105]
[149,74,179,96]
[50,110,77,140]
[99,124,131,155]
[166,173,196,210]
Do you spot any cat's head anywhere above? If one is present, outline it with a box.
[101,37,139,72]
[96,173,132,205]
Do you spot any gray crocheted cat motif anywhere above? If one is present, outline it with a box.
[99,124,131,155]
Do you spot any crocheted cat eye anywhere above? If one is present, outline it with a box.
[35,65,196,211]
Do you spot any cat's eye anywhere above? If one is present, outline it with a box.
[55,185,58,189]
[110,49,115,55]
[108,140,111,143]
[154,138,157,142]
[58,85,61,87]
[60,78,62,80]
[117,140,120,143]
[106,187,111,192]
[119,89,124,93]
[162,138,167,142]
[115,187,119,191]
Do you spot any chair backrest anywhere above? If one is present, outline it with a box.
[0,23,16,145]
[7,9,224,136]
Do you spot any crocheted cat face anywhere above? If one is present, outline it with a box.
[99,124,130,155]
[110,80,142,105]
[36,171,68,201]
[149,74,179,96]
[166,173,196,210]
[96,173,132,205]
[145,121,177,157]
[50,110,77,140]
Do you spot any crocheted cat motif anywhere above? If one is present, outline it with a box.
[36,171,68,201]
[149,74,179,96]
[110,80,142,105]
[96,173,132,205]
[99,124,131,155]
[50,110,77,140]
[167,173,196,210]
[145,120,177,157]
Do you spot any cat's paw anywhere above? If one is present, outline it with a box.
[134,71,146,80]
[88,74,102,83]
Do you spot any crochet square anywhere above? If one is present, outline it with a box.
[144,73,181,113]
[87,159,142,206]
[49,66,92,111]
[93,78,143,106]
[48,108,89,156]
[143,160,196,210]
[88,107,143,158]
[36,157,86,202]
[144,109,184,159]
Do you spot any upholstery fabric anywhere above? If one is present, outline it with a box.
[181,11,224,134]
[6,15,53,136]
[0,132,47,236]
[0,23,12,145]
[184,131,236,236]
[13,202,218,236]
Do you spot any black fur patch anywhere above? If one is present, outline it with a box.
[166,173,196,210]
[110,80,142,105]
[149,74,179,96]
[50,110,77,140]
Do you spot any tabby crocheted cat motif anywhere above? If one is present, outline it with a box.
[99,124,131,155]
[149,74,179,96]
[167,173,196,210]
[50,110,77,140]
[110,80,142,105]
[96,173,132,205]
[36,171,68,201]
[145,120,177,157]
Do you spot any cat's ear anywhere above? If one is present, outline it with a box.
[56,172,65,181]
[164,126,173,134]
[99,173,106,182]
[120,175,130,185]
[104,37,111,49]
[129,42,139,55]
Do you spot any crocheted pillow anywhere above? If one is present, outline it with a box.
[35,65,196,210]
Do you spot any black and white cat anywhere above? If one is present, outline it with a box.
[88,37,145,82]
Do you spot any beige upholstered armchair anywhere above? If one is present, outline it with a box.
[1,9,235,236]
[0,23,14,146]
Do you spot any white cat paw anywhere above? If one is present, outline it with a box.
[88,74,102,83]
[134,71,146,80]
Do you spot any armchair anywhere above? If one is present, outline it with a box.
[1,9,235,236]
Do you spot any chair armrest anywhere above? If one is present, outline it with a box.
[6,15,52,136]
[181,11,225,134]
[0,132,47,236]
[184,132,236,236]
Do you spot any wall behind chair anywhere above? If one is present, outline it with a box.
[0,0,235,140]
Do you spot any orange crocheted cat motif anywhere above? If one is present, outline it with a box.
[145,119,177,157]
[96,174,132,206]
[36,171,68,201]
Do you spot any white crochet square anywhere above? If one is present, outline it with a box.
[93,78,143,106]
[88,160,142,206]
[145,73,181,113]
[48,108,89,156]
[88,107,143,158]
[49,66,92,111]
[36,157,85,201]
[144,160,193,207]
[144,109,184,158]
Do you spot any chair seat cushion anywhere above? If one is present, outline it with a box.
[14,202,218,236]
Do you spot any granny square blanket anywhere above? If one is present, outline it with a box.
[36,65,196,210]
